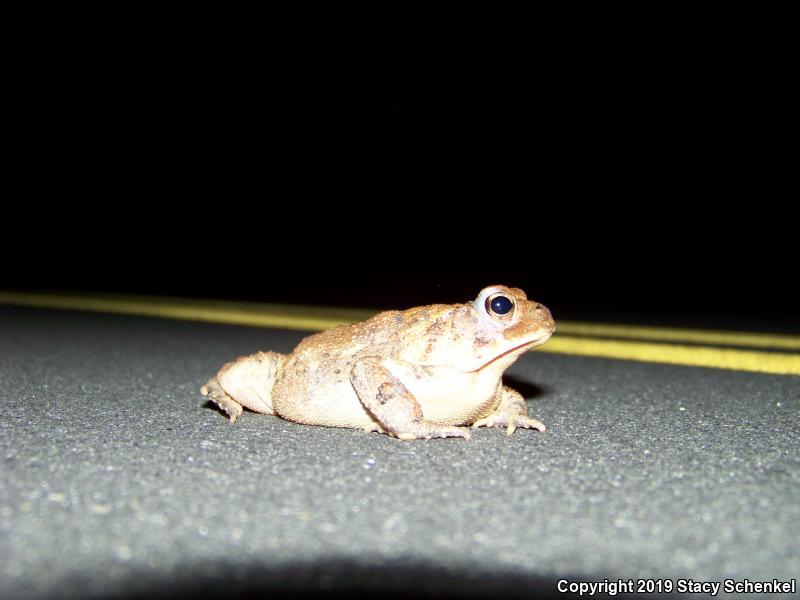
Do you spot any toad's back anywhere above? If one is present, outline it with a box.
[270,307,454,427]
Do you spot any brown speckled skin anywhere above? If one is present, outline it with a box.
[201,285,554,440]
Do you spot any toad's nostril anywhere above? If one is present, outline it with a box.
[537,305,553,322]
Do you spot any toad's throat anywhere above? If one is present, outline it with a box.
[469,334,552,372]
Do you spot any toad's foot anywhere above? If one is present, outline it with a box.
[351,357,471,441]
[472,412,546,436]
[472,384,546,436]
[201,377,243,423]
[395,425,471,441]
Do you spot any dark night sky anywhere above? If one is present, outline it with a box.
[5,91,796,329]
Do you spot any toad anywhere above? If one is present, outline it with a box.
[201,285,554,440]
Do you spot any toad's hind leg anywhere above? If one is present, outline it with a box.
[350,357,471,440]
[201,377,244,422]
[200,351,285,423]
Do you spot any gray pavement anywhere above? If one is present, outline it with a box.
[1,306,798,599]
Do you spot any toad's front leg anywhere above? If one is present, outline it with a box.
[350,357,471,440]
[472,385,546,436]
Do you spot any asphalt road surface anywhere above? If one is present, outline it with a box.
[1,306,798,599]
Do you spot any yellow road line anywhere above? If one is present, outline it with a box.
[556,321,800,350]
[0,291,366,332]
[1,291,798,376]
[540,337,799,376]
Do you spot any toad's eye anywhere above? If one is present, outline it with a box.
[486,294,514,317]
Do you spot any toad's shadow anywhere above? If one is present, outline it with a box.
[502,373,550,401]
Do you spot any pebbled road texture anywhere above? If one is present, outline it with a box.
[1,307,798,599]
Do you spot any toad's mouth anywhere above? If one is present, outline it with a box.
[469,331,553,372]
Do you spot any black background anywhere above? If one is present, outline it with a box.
[4,63,796,330]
